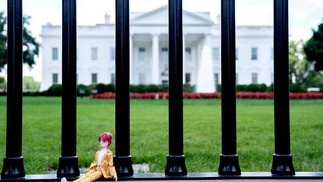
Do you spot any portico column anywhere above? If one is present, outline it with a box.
[196,33,215,93]
[152,33,159,84]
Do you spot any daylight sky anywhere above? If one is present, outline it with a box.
[0,0,323,81]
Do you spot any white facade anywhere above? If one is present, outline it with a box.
[40,6,273,91]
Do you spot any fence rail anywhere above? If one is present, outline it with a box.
[1,0,322,181]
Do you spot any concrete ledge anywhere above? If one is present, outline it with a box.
[1,172,323,181]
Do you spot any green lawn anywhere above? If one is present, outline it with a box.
[0,97,322,174]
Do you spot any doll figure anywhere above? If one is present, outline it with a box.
[61,132,117,182]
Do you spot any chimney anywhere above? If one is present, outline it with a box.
[104,13,110,24]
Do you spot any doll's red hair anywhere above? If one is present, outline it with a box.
[98,132,113,146]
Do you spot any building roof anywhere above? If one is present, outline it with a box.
[131,5,214,26]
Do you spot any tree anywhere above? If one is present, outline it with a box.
[304,22,323,71]
[23,76,40,92]
[0,76,6,91]
[0,12,6,72]
[0,12,40,72]
[289,40,323,90]
[289,40,315,85]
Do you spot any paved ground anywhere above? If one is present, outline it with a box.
[1,172,323,182]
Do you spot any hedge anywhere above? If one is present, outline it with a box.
[90,91,323,100]
[0,83,318,97]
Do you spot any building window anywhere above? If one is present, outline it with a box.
[139,48,146,61]
[91,47,98,60]
[162,80,168,85]
[52,73,58,84]
[212,47,219,60]
[214,73,219,85]
[251,73,258,84]
[271,72,274,83]
[236,73,238,84]
[139,72,145,84]
[91,73,98,84]
[251,47,258,60]
[161,48,168,62]
[52,47,58,60]
[185,48,192,61]
[110,47,115,60]
[236,48,238,60]
[111,73,115,84]
[185,73,191,84]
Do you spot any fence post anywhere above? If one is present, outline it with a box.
[114,0,134,176]
[272,0,295,175]
[165,0,187,176]
[218,0,241,175]
[57,0,80,177]
[1,0,25,178]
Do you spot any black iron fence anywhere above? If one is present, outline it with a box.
[1,0,323,181]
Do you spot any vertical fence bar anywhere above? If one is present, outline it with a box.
[271,0,295,175]
[114,0,134,176]
[165,0,187,176]
[1,0,25,178]
[57,0,80,177]
[218,0,241,175]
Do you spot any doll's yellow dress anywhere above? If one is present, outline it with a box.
[74,149,117,182]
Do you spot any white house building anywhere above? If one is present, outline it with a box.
[40,5,274,92]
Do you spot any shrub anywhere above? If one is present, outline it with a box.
[87,84,98,94]
[289,83,306,92]
[130,84,146,93]
[183,84,193,92]
[158,84,169,92]
[95,83,106,94]
[266,84,274,92]
[46,84,62,96]
[77,84,90,96]
[128,84,194,93]
[236,84,247,92]
[129,85,137,92]
[258,84,267,92]
[245,84,259,92]
[105,84,115,93]
[146,84,159,92]
[216,84,221,92]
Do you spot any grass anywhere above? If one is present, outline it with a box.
[0,97,322,174]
